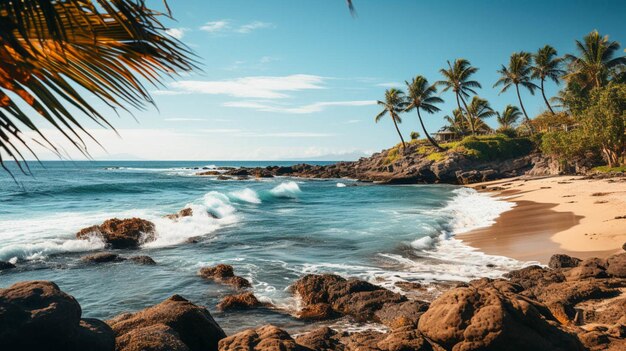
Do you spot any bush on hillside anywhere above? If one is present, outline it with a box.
[455,134,535,161]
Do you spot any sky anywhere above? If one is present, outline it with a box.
[21,0,626,160]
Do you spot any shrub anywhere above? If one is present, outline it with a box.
[455,135,534,161]
[410,131,420,140]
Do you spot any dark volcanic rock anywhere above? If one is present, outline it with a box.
[217,292,266,311]
[417,278,585,351]
[77,218,156,249]
[0,261,16,270]
[219,325,311,351]
[0,281,115,351]
[198,264,252,289]
[107,294,225,351]
[128,255,157,265]
[549,254,582,269]
[291,274,407,322]
[81,252,125,263]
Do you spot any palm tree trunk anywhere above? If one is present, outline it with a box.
[540,79,555,114]
[391,113,407,153]
[515,84,535,135]
[417,109,443,151]
[454,93,467,134]
[459,94,476,135]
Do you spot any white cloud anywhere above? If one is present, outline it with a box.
[244,132,335,138]
[224,100,376,114]
[168,74,325,99]
[165,28,188,39]
[152,90,187,96]
[376,82,403,88]
[345,119,362,124]
[163,118,206,122]
[200,20,230,33]
[236,21,273,33]
[198,128,242,133]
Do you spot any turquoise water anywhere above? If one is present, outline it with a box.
[0,161,522,332]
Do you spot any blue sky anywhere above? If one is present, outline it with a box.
[32,0,626,160]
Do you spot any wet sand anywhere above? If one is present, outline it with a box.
[462,176,626,263]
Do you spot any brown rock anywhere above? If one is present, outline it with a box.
[165,208,194,220]
[565,258,608,280]
[606,253,626,278]
[218,325,311,351]
[115,324,190,351]
[128,255,157,265]
[394,281,422,291]
[291,274,406,322]
[198,264,252,289]
[417,279,585,351]
[374,301,429,328]
[0,281,114,351]
[296,303,338,321]
[295,327,344,351]
[376,326,434,351]
[81,252,125,263]
[549,254,582,269]
[77,218,156,249]
[107,294,226,351]
[217,292,265,311]
[197,171,221,176]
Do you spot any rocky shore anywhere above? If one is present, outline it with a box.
[1,252,624,351]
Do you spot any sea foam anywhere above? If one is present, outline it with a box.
[269,181,302,198]
[229,188,262,204]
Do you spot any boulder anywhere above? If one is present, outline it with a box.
[295,327,344,351]
[81,252,125,263]
[296,303,338,321]
[217,292,265,311]
[565,258,608,280]
[198,264,251,289]
[77,218,156,249]
[107,294,225,351]
[0,280,115,351]
[606,253,626,278]
[549,254,582,269]
[291,274,407,322]
[374,301,429,328]
[417,279,585,351]
[165,208,194,220]
[0,261,16,270]
[218,325,311,351]
[128,255,157,265]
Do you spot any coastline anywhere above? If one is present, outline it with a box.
[460,175,626,263]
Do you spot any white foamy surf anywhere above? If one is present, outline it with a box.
[269,181,302,198]
[229,188,262,204]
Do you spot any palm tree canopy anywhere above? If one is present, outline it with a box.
[531,45,565,84]
[404,75,443,114]
[466,96,497,121]
[443,109,467,134]
[564,30,626,89]
[0,0,196,172]
[376,88,406,123]
[494,52,538,94]
[437,59,481,98]
[496,105,522,128]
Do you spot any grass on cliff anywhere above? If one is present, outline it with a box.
[592,165,626,173]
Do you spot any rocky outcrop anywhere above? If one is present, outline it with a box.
[549,254,582,269]
[217,292,268,311]
[0,281,115,351]
[128,255,157,265]
[165,207,194,220]
[107,294,226,351]
[81,252,125,263]
[291,274,407,323]
[0,261,16,270]
[198,264,252,289]
[219,325,310,351]
[77,218,156,249]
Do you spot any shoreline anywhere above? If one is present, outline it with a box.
[460,175,626,263]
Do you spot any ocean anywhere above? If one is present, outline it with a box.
[0,161,525,333]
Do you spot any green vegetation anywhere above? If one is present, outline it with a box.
[375,89,408,153]
[453,135,534,161]
[410,131,421,140]
[592,165,626,173]
[405,76,444,150]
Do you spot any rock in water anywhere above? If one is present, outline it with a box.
[0,281,115,351]
[217,292,265,311]
[77,218,156,249]
[0,261,16,270]
[81,252,125,263]
[164,208,193,220]
[548,254,582,269]
[198,264,252,289]
[107,294,225,351]
[417,279,585,351]
[128,255,157,265]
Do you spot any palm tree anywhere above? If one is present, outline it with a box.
[465,96,496,134]
[494,52,537,134]
[531,45,565,114]
[564,30,626,90]
[0,0,195,173]
[437,59,482,134]
[443,109,468,136]
[404,76,444,150]
[496,105,523,130]
[376,89,408,153]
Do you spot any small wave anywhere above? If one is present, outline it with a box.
[442,187,515,235]
[229,188,262,204]
[336,182,347,188]
[269,181,302,198]
[0,236,106,262]
[411,236,435,251]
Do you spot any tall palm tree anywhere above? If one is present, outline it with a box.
[496,105,523,130]
[376,89,408,153]
[0,0,195,173]
[404,76,444,150]
[437,59,482,135]
[564,30,626,90]
[494,52,537,134]
[443,109,468,136]
[465,96,496,134]
[531,45,565,114]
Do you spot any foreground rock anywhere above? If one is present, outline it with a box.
[107,294,226,351]
[77,218,156,249]
[0,281,115,351]
[291,274,408,323]
[219,325,308,351]
[199,264,252,289]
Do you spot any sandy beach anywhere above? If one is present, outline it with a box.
[462,175,626,263]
